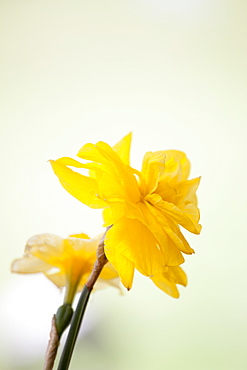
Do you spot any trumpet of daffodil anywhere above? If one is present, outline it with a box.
[11,233,120,304]
[50,133,201,298]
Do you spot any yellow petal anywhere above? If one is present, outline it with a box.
[94,278,122,293]
[167,221,194,255]
[162,220,194,255]
[155,181,177,203]
[150,274,179,298]
[162,150,190,182]
[50,158,107,208]
[179,202,201,225]
[112,132,132,165]
[104,230,135,290]
[98,171,130,202]
[102,201,127,226]
[165,265,188,286]
[45,271,66,288]
[102,207,113,226]
[25,233,64,263]
[141,151,166,194]
[102,199,140,226]
[64,235,102,256]
[69,233,90,239]
[11,257,52,273]
[77,141,140,203]
[146,193,201,234]
[137,202,185,266]
[150,266,187,298]
[172,177,201,206]
[100,262,119,280]
[105,216,166,277]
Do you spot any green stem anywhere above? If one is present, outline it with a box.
[63,276,81,305]
[56,285,92,370]
[56,229,109,370]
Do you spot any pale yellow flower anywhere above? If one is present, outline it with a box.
[50,134,201,297]
[11,233,120,304]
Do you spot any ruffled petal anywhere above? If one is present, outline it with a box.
[150,274,179,298]
[65,236,99,254]
[141,151,166,194]
[11,256,52,273]
[100,262,119,280]
[104,229,135,290]
[146,193,201,234]
[45,271,66,288]
[167,221,194,255]
[69,233,90,239]
[26,233,64,251]
[172,177,201,206]
[166,265,187,286]
[137,202,185,266]
[94,278,122,293]
[77,141,140,203]
[25,233,64,263]
[105,216,166,277]
[102,201,127,226]
[112,132,132,165]
[142,206,186,263]
[155,181,177,203]
[150,266,187,298]
[162,150,190,182]
[50,158,107,208]
[102,207,113,226]
[180,202,201,225]
[98,171,130,202]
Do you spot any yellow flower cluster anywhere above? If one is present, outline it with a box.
[49,133,201,298]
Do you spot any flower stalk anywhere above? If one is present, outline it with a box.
[56,230,109,370]
[43,316,60,370]
[43,304,74,370]
[56,286,91,370]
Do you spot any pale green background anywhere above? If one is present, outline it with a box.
[1,1,247,369]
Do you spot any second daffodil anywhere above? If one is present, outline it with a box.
[11,233,120,304]
[50,133,201,297]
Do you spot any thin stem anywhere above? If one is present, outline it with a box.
[63,276,81,305]
[56,285,91,370]
[85,231,108,290]
[56,229,109,370]
[43,316,59,370]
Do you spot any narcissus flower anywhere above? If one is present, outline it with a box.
[11,233,120,304]
[50,133,201,297]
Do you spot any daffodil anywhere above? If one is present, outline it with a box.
[11,233,120,304]
[50,133,201,297]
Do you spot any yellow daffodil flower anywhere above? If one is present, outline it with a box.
[11,233,120,304]
[50,134,201,297]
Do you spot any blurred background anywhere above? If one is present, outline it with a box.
[1,0,247,369]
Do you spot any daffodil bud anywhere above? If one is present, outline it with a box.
[55,304,74,338]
